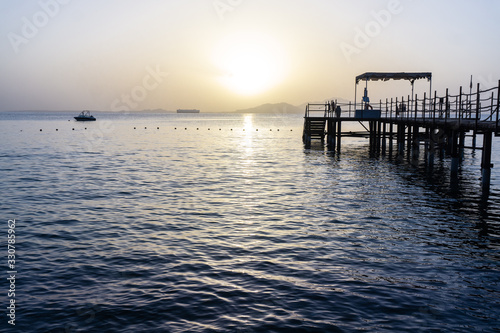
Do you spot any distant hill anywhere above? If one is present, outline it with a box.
[234,102,303,114]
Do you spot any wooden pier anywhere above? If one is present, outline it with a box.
[303,73,500,192]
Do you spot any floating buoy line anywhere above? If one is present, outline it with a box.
[34,126,294,132]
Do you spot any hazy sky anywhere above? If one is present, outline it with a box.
[1,0,500,112]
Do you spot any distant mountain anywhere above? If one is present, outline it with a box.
[234,102,303,114]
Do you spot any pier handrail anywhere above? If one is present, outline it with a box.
[373,81,499,131]
[304,81,500,133]
[304,103,331,118]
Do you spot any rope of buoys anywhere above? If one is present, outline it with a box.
[34,126,294,133]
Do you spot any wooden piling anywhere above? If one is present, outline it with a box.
[481,131,493,192]
[412,125,419,160]
[407,124,412,156]
[459,131,466,161]
[389,122,394,157]
[327,119,336,150]
[397,123,405,156]
[450,130,460,178]
[377,121,382,155]
[336,120,342,153]
[382,121,387,156]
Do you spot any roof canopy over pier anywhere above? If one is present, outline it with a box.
[354,72,432,110]
[355,72,432,84]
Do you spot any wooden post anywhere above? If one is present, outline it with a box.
[440,130,446,159]
[497,80,500,133]
[459,131,465,161]
[446,130,453,156]
[476,83,480,129]
[397,123,405,156]
[428,128,435,169]
[414,94,418,121]
[407,95,410,120]
[375,120,382,155]
[445,88,449,125]
[337,120,342,153]
[423,93,426,122]
[459,86,462,126]
[389,122,394,158]
[424,127,430,165]
[412,125,419,160]
[369,121,374,154]
[391,97,394,120]
[491,92,495,126]
[450,130,459,178]
[303,119,311,148]
[407,124,412,156]
[433,90,437,125]
[481,131,493,192]
[382,121,387,156]
[327,119,336,150]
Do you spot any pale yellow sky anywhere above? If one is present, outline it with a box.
[1,0,500,112]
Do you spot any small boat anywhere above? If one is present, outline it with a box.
[74,110,96,121]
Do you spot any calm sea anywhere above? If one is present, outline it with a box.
[1,111,499,332]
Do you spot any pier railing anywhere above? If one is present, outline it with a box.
[307,81,500,133]
[379,81,500,132]
[304,103,331,118]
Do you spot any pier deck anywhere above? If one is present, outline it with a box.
[303,80,500,192]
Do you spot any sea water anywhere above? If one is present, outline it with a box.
[1,111,499,332]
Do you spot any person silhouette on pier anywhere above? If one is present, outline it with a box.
[336,105,341,117]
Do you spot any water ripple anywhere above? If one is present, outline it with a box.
[1,113,500,332]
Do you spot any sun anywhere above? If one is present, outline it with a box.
[212,32,288,95]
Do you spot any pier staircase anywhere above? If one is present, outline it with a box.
[303,118,326,143]
[302,104,330,144]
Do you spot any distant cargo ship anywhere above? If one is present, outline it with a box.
[177,109,200,113]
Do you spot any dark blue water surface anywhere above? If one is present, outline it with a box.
[1,112,499,332]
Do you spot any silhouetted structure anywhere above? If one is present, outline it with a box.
[303,73,500,192]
